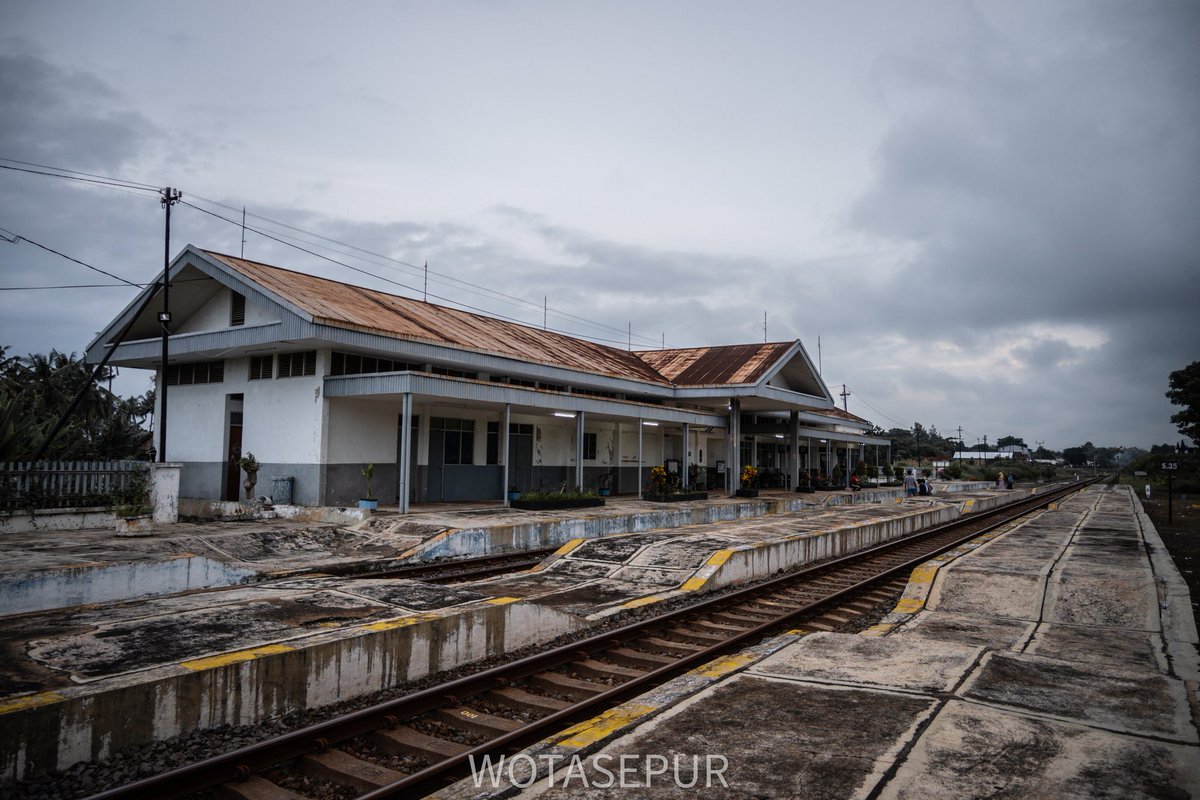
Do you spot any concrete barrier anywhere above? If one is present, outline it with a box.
[0,597,582,780]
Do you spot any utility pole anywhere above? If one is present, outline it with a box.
[956,426,964,461]
[763,311,767,343]
[158,187,182,462]
[840,384,851,412]
[915,422,921,468]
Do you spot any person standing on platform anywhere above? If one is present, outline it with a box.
[997,471,1005,490]
[904,469,918,497]
[1006,472,1014,490]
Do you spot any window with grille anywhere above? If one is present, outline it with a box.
[329,351,424,376]
[165,360,225,386]
[248,355,273,380]
[486,421,499,464]
[431,366,478,379]
[277,351,316,378]
[431,417,475,465]
[583,432,597,460]
[230,291,246,326]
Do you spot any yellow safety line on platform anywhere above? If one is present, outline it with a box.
[862,523,1018,637]
[622,594,665,609]
[530,538,587,572]
[485,596,521,605]
[360,613,438,632]
[690,652,756,678]
[0,691,65,715]
[553,538,587,556]
[555,703,657,748]
[180,643,294,671]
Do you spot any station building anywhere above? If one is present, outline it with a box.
[87,246,889,510]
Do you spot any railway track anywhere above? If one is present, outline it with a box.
[89,480,1097,800]
[344,547,559,584]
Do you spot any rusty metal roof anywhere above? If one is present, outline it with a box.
[206,251,670,384]
[634,342,795,386]
[795,404,871,425]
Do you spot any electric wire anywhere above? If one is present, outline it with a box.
[0,284,144,291]
[183,191,665,347]
[1,231,145,288]
[180,200,664,350]
[1,157,667,348]
[0,158,160,190]
[0,162,160,194]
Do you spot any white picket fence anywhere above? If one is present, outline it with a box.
[0,460,147,511]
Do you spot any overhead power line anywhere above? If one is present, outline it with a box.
[1,156,668,349]
[180,200,664,350]
[184,191,663,346]
[1,229,146,288]
[0,160,160,194]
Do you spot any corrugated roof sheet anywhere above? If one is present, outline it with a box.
[796,404,871,425]
[203,251,807,390]
[634,342,795,386]
[207,251,668,384]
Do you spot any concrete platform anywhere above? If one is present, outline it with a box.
[442,485,1200,799]
[0,481,1012,781]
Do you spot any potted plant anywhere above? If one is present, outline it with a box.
[359,463,378,510]
[113,463,152,534]
[797,469,815,494]
[736,464,759,497]
[597,471,614,497]
[238,452,260,500]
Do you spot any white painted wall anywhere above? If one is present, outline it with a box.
[176,287,279,335]
[618,426,664,466]
[327,398,399,463]
[243,365,324,464]
[163,373,232,462]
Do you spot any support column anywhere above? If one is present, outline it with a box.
[399,393,413,514]
[575,412,585,491]
[729,398,741,496]
[637,418,644,500]
[502,404,511,507]
[614,421,622,494]
[682,423,691,490]
[789,411,800,489]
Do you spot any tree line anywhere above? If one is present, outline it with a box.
[0,347,153,462]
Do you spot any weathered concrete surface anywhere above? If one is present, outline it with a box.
[0,483,1034,782]
[454,484,1200,799]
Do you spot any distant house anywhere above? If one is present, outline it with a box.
[87,246,888,509]
[952,451,1015,461]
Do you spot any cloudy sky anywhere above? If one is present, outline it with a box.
[1,1,1197,451]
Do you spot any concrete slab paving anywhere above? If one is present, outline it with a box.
[749,632,983,694]
[960,650,1194,740]
[878,700,1200,800]
[465,484,1200,800]
[525,675,939,800]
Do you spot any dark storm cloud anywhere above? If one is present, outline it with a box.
[0,44,159,171]
[851,3,1200,334]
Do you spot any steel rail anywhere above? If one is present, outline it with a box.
[86,479,1098,800]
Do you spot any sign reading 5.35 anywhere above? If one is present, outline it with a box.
[1161,462,1179,471]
